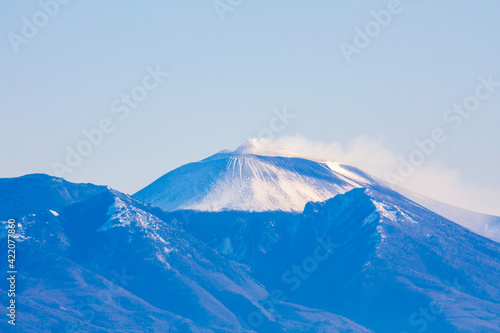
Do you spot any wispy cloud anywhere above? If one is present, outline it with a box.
[242,135,500,216]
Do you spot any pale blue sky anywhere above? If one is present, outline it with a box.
[1,1,499,213]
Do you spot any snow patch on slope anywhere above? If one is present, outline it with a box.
[186,156,344,212]
[98,197,161,232]
[325,161,371,186]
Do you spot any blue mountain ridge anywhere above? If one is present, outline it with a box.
[1,150,500,332]
[0,176,372,332]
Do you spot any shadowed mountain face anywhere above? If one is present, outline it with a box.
[1,148,500,332]
[171,188,500,332]
[0,173,106,220]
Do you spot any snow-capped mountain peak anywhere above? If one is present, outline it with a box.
[133,144,500,243]
[134,144,380,213]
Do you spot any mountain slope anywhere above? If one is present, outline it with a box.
[395,186,500,243]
